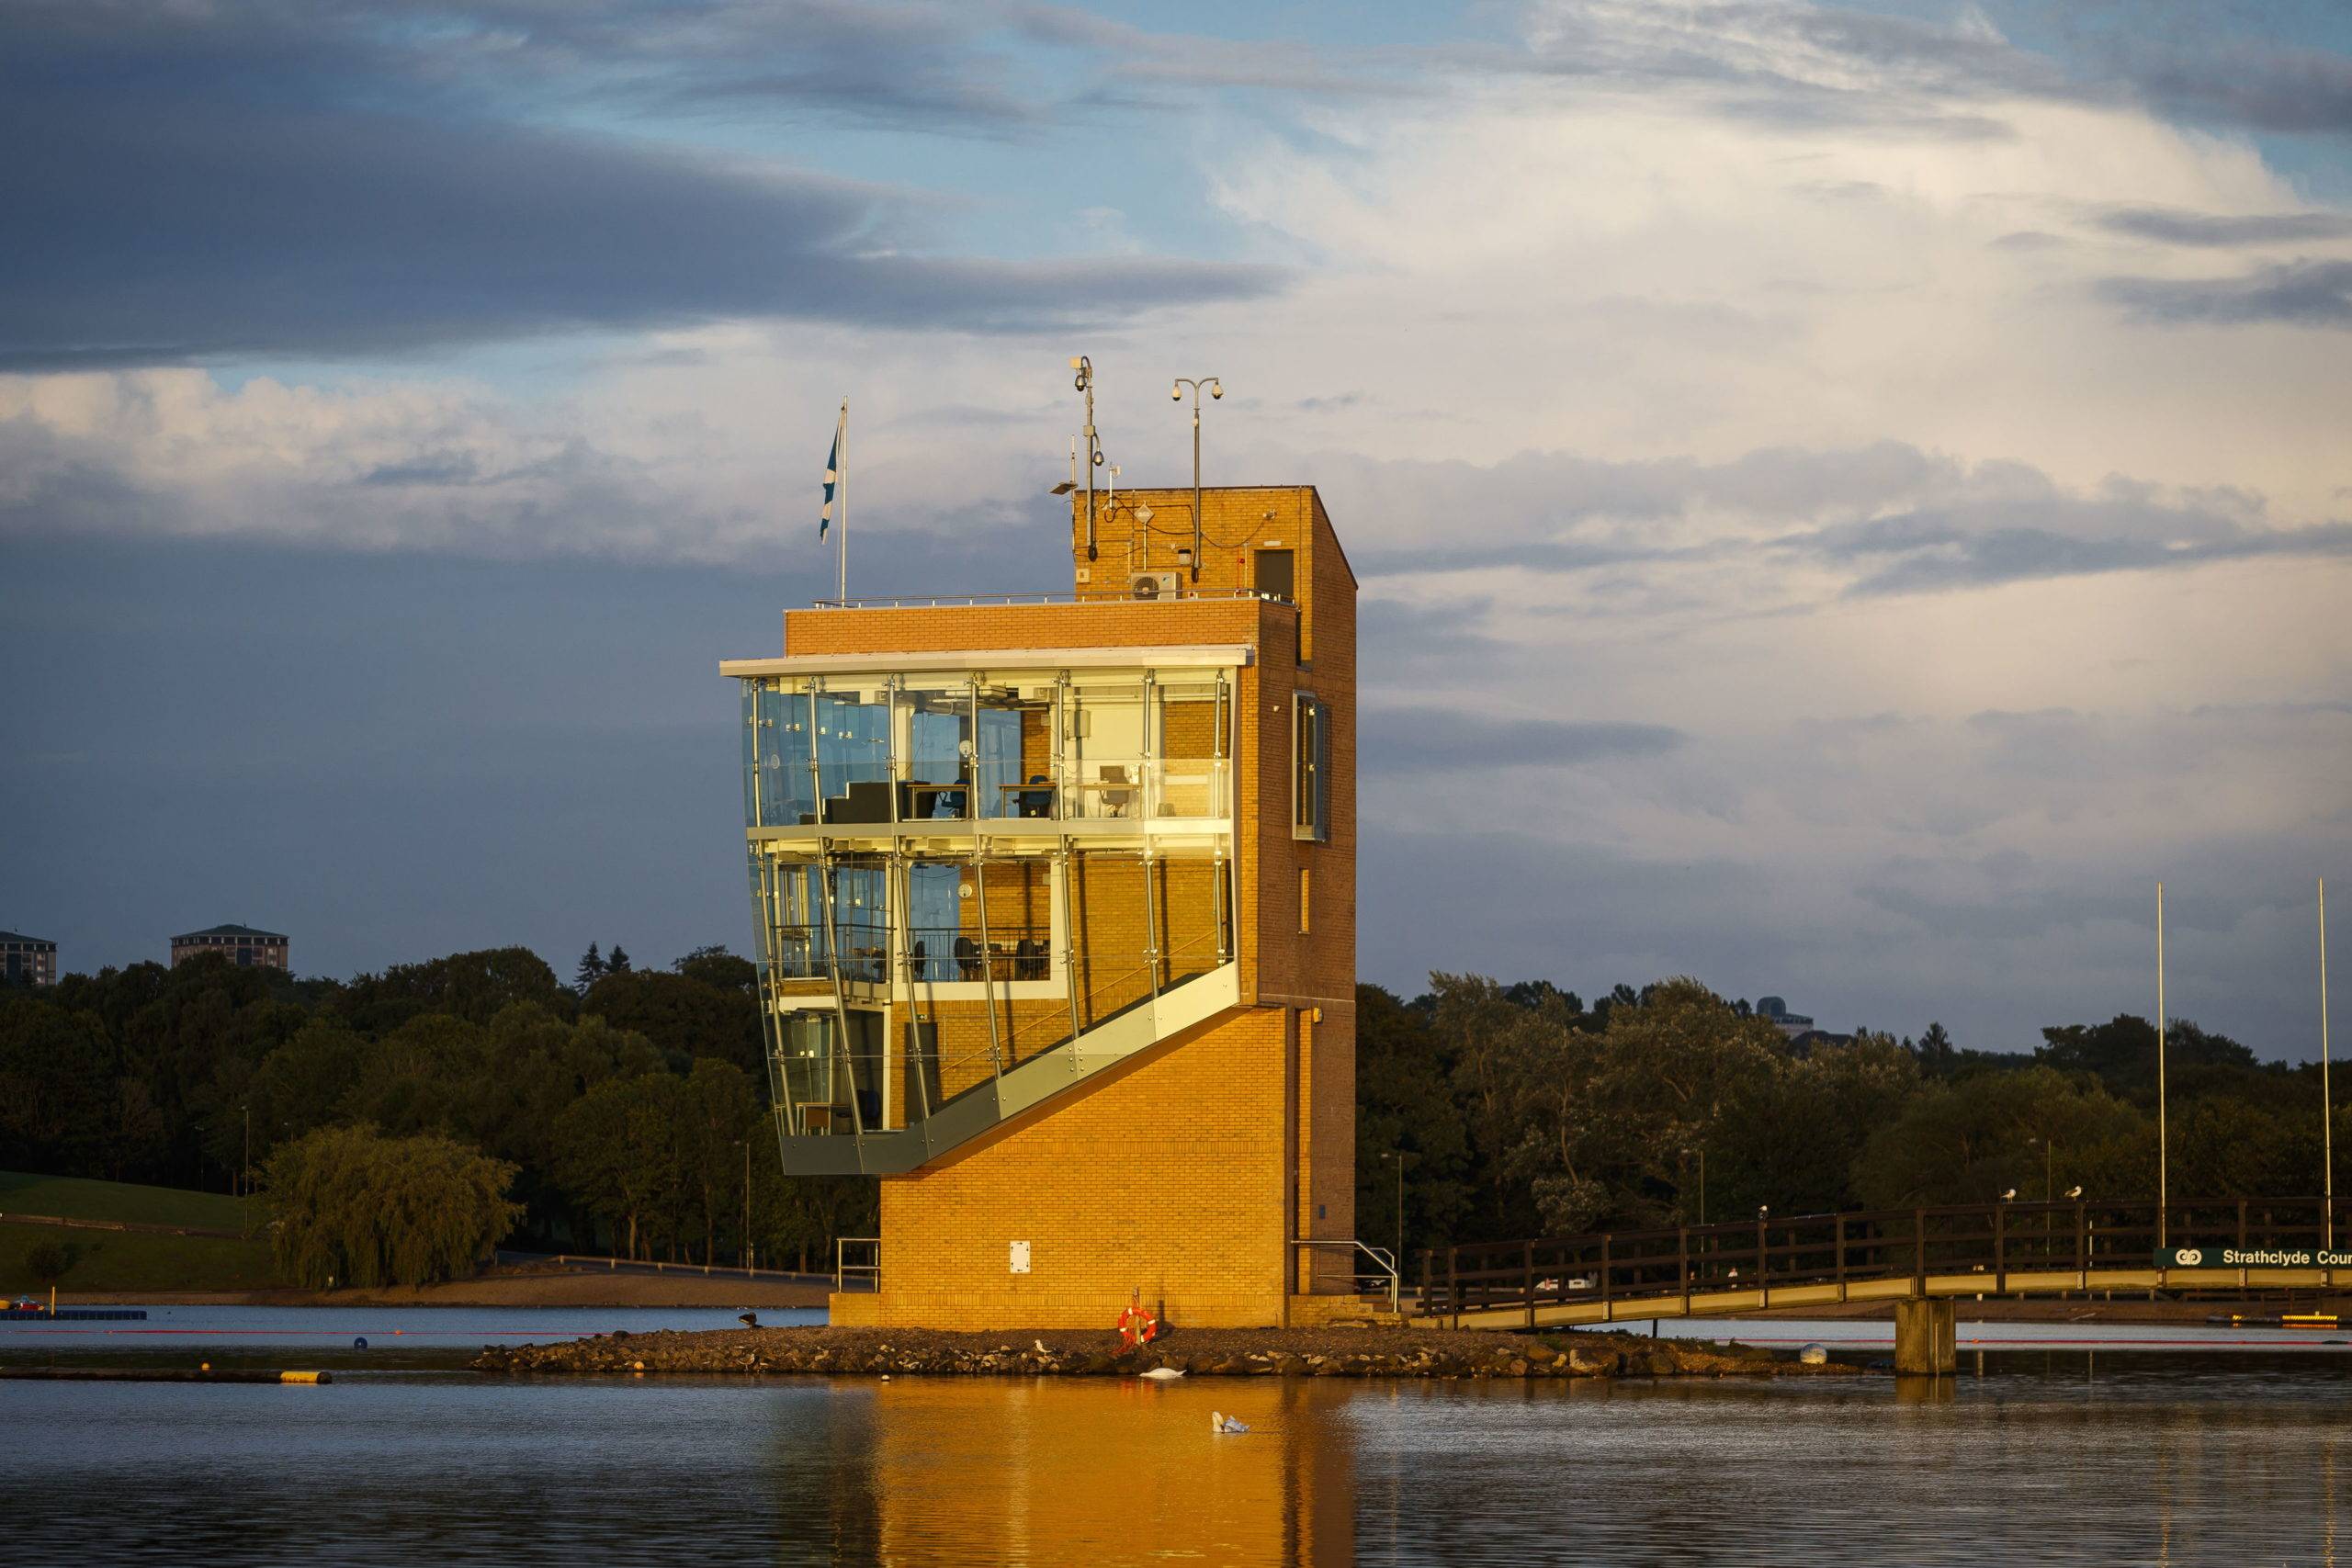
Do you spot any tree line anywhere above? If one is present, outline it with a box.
[1351,975,2346,1266]
[3,953,2338,1288]
[0,944,872,1283]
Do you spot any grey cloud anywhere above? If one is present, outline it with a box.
[0,93,1282,367]
[1490,0,2352,148]
[2097,207,2352,247]
[2126,41,2352,136]
[1360,705,1684,773]
[1321,440,2347,604]
[2097,259,2352,328]
[1814,519,2352,597]
[0,4,1286,367]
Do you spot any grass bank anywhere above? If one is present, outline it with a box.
[1,1170,275,1294]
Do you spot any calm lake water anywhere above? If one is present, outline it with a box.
[6,1311,2349,1565]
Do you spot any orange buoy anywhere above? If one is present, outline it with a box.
[1116,1294,1159,1348]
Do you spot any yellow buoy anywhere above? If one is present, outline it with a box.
[278,1371,331,1384]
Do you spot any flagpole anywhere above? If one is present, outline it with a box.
[2324,876,2334,1250]
[2157,880,2167,1249]
[838,399,849,604]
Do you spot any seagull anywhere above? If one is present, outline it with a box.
[2064,1186,2084,1200]
[2000,1189,2018,1201]
[1212,1412,1249,1434]
[739,1313,761,1329]
[1140,1366,1184,1381]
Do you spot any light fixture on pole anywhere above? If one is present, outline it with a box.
[2324,876,2335,1250]
[2157,881,2169,1248]
[1072,356,1104,560]
[1170,377,1223,582]
[1379,1149,1415,1270]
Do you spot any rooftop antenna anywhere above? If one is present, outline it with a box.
[1171,376,1223,581]
[1071,356,1103,559]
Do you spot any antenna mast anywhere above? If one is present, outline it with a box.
[1072,356,1102,559]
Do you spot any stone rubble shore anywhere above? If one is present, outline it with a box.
[471,1324,1860,1380]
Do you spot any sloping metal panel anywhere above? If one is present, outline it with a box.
[776,963,1243,1177]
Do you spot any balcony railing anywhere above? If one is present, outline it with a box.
[746,759,1230,830]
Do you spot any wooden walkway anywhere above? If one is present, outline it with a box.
[1412,1197,2350,1329]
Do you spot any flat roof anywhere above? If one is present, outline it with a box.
[719,644,1256,678]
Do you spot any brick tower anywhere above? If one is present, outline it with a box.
[721,483,1360,1327]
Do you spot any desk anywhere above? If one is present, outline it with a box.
[798,1103,851,1134]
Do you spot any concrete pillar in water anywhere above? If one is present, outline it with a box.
[1894,1298,1955,1377]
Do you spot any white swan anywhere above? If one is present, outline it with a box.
[1211,1411,1249,1434]
[1140,1366,1184,1381]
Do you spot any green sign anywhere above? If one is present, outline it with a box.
[2157,1245,2352,1269]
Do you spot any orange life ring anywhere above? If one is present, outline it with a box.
[1117,1301,1159,1347]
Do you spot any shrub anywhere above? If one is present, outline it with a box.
[265,1124,523,1289]
[25,1239,76,1284]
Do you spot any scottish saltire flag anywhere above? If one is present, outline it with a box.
[820,405,844,539]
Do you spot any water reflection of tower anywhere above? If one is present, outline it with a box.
[805,1379,1357,1566]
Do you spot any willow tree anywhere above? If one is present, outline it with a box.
[264,1123,522,1289]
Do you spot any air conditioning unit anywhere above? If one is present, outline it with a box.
[1130,571,1180,601]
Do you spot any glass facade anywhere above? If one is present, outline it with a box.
[741,662,1241,1147]
[741,670,1230,830]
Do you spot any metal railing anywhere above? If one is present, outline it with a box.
[835,1236,880,1292]
[1416,1197,2352,1326]
[1294,1238,1402,1314]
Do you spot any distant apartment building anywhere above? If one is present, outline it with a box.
[1,931,57,987]
[171,924,289,971]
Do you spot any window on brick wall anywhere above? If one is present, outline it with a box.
[1293,694,1329,842]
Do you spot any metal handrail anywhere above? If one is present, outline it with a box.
[834,1236,880,1292]
[1293,1237,1401,1314]
[1415,1196,2351,1325]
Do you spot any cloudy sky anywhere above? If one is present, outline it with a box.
[4,0,2348,1056]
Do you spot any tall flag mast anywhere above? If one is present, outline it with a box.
[820,399,848,601]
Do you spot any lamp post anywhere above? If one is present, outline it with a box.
[1378,1150,1414,1268]
[1170,377,1223,581]
[241,1103,252,1238]
[1073,355,1103,560]
[740,1139,752,1272]
[2157,881,2169,1248]
[2322,876,2334,1250]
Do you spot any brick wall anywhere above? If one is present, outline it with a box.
[858,1006,1292,1327]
